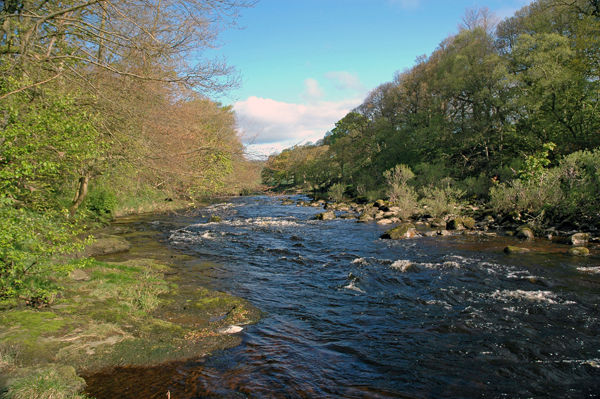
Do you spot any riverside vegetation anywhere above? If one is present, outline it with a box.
[0,0,263,397]
[263,0,600,241]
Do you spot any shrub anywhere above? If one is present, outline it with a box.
[413,162,450,188]
[384,165,417,218]
[489,175,563,216]
[553,148,600,220]
[420,185,466,218]
[86,187,118,218]
[0,204,87,303]
[459,174,491,199]
[328,183,346,202]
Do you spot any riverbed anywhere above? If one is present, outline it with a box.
[85,195,600,398]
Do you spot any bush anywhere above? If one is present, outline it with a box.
[0,204,87,303]
[553,148,600,220]
[490,149,600,224]
[328,183,346,202]
[420,185,466,218]
[489,175,563,215]
[413,162,450,188]
[86,187,118,218]
[384,165,417,218]
[459,174,491,199]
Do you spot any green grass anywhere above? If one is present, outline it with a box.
[0,256,261,398]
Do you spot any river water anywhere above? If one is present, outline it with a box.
[87,196,600,398]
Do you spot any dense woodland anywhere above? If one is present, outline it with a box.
[0,0,261,301]
[263,0,600,227]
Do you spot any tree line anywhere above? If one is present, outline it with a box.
[0,0,260,301]
[263,0,599,225]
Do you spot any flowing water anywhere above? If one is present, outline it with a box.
[86,196,600,398]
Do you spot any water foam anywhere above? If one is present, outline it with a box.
[491,289,575,305]
[343,281,365,293]
[577,266,600,274]
[390,259,414,272]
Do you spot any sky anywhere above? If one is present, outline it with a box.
[204,0,532,158]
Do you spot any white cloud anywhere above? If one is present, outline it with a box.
[302,78,324,102]
[324,71,365,92]
[234,96,362,157]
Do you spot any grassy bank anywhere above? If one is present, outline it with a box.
[0,218,260,399]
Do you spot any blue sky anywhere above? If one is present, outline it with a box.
[205,0,532,157]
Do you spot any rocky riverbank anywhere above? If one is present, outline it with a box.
[288,197,599,257]
[0,216,260,399]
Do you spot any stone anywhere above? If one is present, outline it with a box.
[377,218,394,225]
[218,325,243,334]
[357,213,374,223]
[503,246,530,254]
[315,211,335,221]
[70,269,90,281]
[381,223,417,240]
[569,233,590,246]
[568,247,590,256]
[83,235,131,257]
[516,226,535,240]
[430,218,446,228]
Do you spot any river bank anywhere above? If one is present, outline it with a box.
[0,212,260,399]
[288,196,600,257]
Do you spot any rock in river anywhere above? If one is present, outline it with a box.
[569,233,590,246]
[516,226,535,240]
[568,246,590,256]
[381,223,417,240]
[315,211,335,221]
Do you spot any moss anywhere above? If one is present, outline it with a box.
[3,365,88,399]
[0,232,261,398]
[381,223,417,240]
[0,311,66,345]
[568,246,590,256]
[504,246,531,254]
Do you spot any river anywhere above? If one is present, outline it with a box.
[86,195,600,398]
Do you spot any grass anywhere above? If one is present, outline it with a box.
[0,255,261,398]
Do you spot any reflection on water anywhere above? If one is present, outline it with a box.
[86,196,600,398]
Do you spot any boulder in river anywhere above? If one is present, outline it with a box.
[569,233,590,246]
[446,216,476,230]
[516,226,535,241]
[568,246,590,256]
[357,213,374,223]
[381,223,417,240]
[504,246,531,254]
[315,211,335,221]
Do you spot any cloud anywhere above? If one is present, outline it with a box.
[234,96,362,156]
[302,78,324,102]
[324,71,365,92]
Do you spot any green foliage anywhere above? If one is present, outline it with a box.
[328,183,346,202]
[261,0,600,228]
[86,187,118,219]
[459,174,491,199]
[420,185,466,218]
[519,142,556,181]
[0,84,105,211]
[0,206,87,303]
[384,165,417,218]
[490,148,600,223]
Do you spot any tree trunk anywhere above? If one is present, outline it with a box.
[69,176,89,217]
